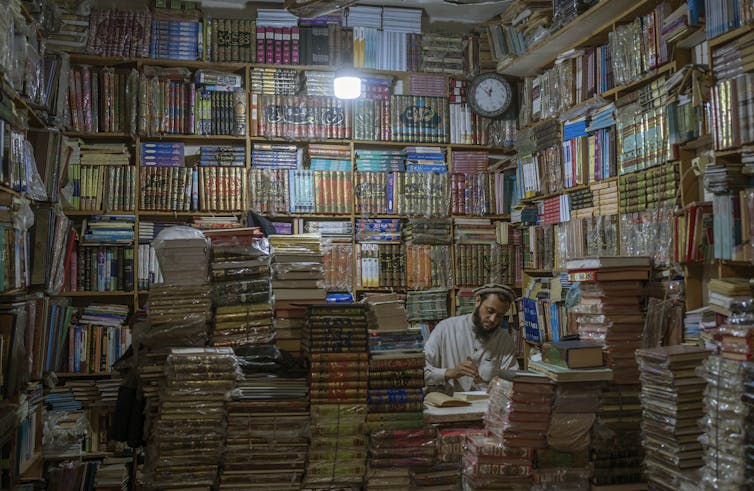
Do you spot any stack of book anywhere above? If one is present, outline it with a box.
[308,143,350,170]
[204,17,256,63]
[221,347,308,490]
[541,381,602,487]
[683,306,715,345]
[305,304,369,359]
[356,218,401,242]
[616,80,672,175]
[252,143,299,169]
[138,283,213,430]
[403,218,451,244]
[406,244,452,288]
[698,356,749,489]
[305,307,370,487]
[304,404,368,489]
[569,188,594,219]
[592,384,644,488]
[707,278,752,318]
[406,288,449,322]
[364,293,410,332]
[404,146,447,173]
[744,363,754,485]
[149,10,201,61]
[256,95,349,139]
[420,32,465,75]
[357,242,405,288]
[254,9,299,64]
[46,7,91,53]
[302,70,335,96]
[366,428,437,489]
[366,337,426,487]
[67,66,138,133]
[66,304,131,373]
[355,149,404,172]
[46,460,100,489]
[353,77,393,141]
[86,8,151,57]
[270,234,325,352]
[207,228,273,348]
[591,179,619,216]
[93,457,130,490]
[710,35,754,149]
[568,256,651,384]
[619,165,677,214]
[249,168,290,214]
[142,348,237,489]
[390,96,450,143]
[249,67,298,96]
[635,345,709,489]
[463,371,554,489]
[306,220,352,291]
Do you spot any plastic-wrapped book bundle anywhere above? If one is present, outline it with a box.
[699,356,751,489]
[142,348,239,490]
[636,345,709,491]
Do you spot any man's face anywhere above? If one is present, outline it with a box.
[474,294,510,331]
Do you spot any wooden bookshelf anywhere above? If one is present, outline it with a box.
[496,0,650,77]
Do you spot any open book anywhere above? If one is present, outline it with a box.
[424,392,472,407]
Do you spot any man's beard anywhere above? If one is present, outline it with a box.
[472,307,495,342]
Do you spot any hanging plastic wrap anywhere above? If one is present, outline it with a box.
[43,410,87,457]
[321,240,353,291]
[620,206,674,266]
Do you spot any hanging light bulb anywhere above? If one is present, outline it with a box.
[333,67,361,100]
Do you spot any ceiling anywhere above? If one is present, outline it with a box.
[201,0,510,25]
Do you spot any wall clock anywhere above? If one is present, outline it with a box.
[468,72,513,119]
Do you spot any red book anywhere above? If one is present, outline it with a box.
[274,27,284,64]
[282,27,291,64]
[265,27,275,63]
[256,26,266,63]
[291,27,300,65]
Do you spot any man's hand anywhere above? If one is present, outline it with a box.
[445,357,479,381]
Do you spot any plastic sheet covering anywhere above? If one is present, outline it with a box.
[620,206,674,267]
[43,410,87,457]
[438,428,486,463]
[233,344,308,377]
[142,348,237,490]
[698,356,752,490]
[531,467,592,490]
[153,226,210,286]
[321,240,353,291]
[547,413,595,451]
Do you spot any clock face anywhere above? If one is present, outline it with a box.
[469,73,513,119]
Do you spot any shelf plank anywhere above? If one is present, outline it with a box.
[64,210,136,216]
[497,0,647,77]
[600,63,674,99]
[141,134,246,142]
[63,131,133,140]
[57,291,136,297]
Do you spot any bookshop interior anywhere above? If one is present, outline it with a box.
[1,0,754,489]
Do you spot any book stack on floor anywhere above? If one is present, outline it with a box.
[698,356,750,489]
[304,304,369,489]
[538,380,603,489]
[220,345,309,490]
[134,237,213,474]
[406,288,449,324]
[707,278,753,318]
[135,283,213,421]
[142,348,237,490]
[270,234,325,354]
[206,228,273,348]
[541,260,648,484]
[365,294,426,490]
[367,428,437,490]
[743,363,754,486]
[635,346,710,490]
[567,256,651,384]
[462,371,555,490]
[591,384,644,489]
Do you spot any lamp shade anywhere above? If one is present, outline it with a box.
[333,69,361,99]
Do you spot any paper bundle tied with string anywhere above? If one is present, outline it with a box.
[153,226,210,286]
